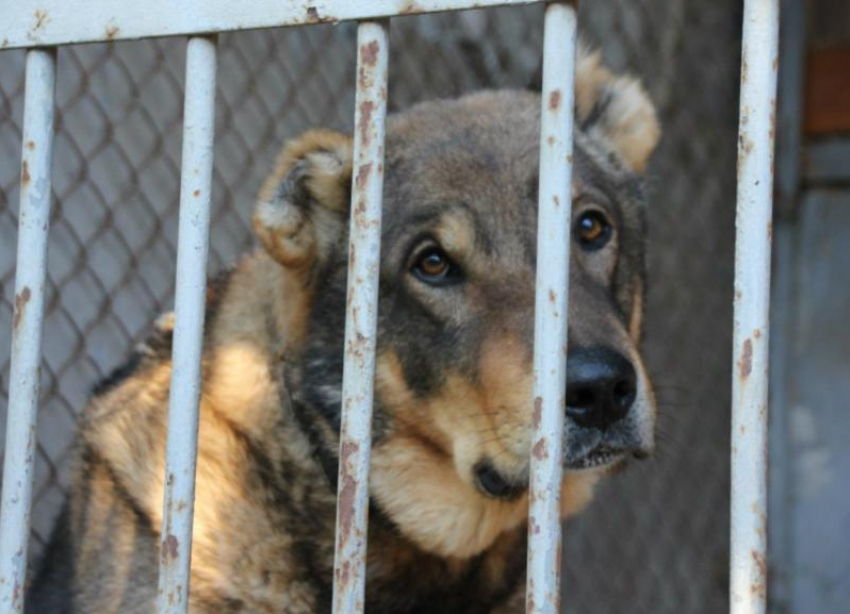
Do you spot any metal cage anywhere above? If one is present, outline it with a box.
[0,1,778,614]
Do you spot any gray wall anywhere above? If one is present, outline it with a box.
[769,2,850,609]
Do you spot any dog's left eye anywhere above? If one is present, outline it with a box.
[411,247,462,286]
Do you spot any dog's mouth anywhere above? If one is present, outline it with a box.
[474,437,652,499]
[566,444,628,471]
[474,444,650,500]
[563,422,653,473]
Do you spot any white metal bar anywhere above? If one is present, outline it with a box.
[332,19,390,614]
[526,3,576,614]
[0,0,537,49]
[0,49,56,614]
[155,35,217,614]
[731,1,779,613]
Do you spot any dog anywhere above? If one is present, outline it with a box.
[27,48,660,614]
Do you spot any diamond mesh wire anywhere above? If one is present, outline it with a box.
[0,2,741,611]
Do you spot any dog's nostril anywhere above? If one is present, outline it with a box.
[566,386,595,409]
[565,347,637,430]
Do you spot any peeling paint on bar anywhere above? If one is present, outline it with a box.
[0,0,537,49]
[155,35,217,614]
[731,2,778,614]
[0,49,56,614]
[526,4,576,614]
[332,19,390,614]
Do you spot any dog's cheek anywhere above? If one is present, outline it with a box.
[375,350,450,448]
[373,350,533,557]
[370,436,528,558]
[628,275,644,344]
[376,348,491,486]
[477,334,535,458]
[419,333,535,485]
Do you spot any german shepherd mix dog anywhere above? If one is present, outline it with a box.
[28,49,660,614]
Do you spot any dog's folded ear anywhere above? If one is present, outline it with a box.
[575,49,660,173]
[254,130,353,273]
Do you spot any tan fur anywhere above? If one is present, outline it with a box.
[371,434,528,558]
[206,252,312,438]
[254,130,353,270]
[373,349,528,557]
[78,253,325,614]
[629,277,644,344]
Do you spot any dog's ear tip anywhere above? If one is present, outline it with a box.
[258,129,353,204]
[255,129,353,270]
[282,130,353,172]
[529,46,661,172]
[575,48,661,173]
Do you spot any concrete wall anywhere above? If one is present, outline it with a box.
[769,1,850,611]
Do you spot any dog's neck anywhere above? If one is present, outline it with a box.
[276,374,529,614]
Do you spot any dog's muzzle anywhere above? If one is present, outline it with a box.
[563,346,653,470]
[474,345,654,499]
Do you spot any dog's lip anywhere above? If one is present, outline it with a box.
[565,445,629,471]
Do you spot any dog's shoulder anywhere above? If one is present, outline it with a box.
[47,249,331,612]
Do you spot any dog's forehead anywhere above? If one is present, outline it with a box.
[382,90,633,239]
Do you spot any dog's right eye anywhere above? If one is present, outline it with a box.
[574,210,613,251]
[411,247,462,286]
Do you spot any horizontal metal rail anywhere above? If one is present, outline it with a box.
[526,3,576,614]
[730,1,779,614]
[0,0,538,49]
[155,35,218,614]
[0,49,56,614]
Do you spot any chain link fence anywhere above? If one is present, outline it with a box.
[0,1,743,612]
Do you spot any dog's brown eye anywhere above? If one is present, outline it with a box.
[420,251,448,276]
[411,247,461,286]
[575,210,612,250]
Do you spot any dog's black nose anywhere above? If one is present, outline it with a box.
[565,347,637,430]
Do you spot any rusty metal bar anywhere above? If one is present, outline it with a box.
[155,35,217,614]
[730,1,779,613]
[526,3,577,614]
[0,48,56,614]
[331,19,390,614]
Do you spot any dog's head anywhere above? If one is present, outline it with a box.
[255,51,660,558]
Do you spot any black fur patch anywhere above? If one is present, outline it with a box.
[91,351,143,397]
